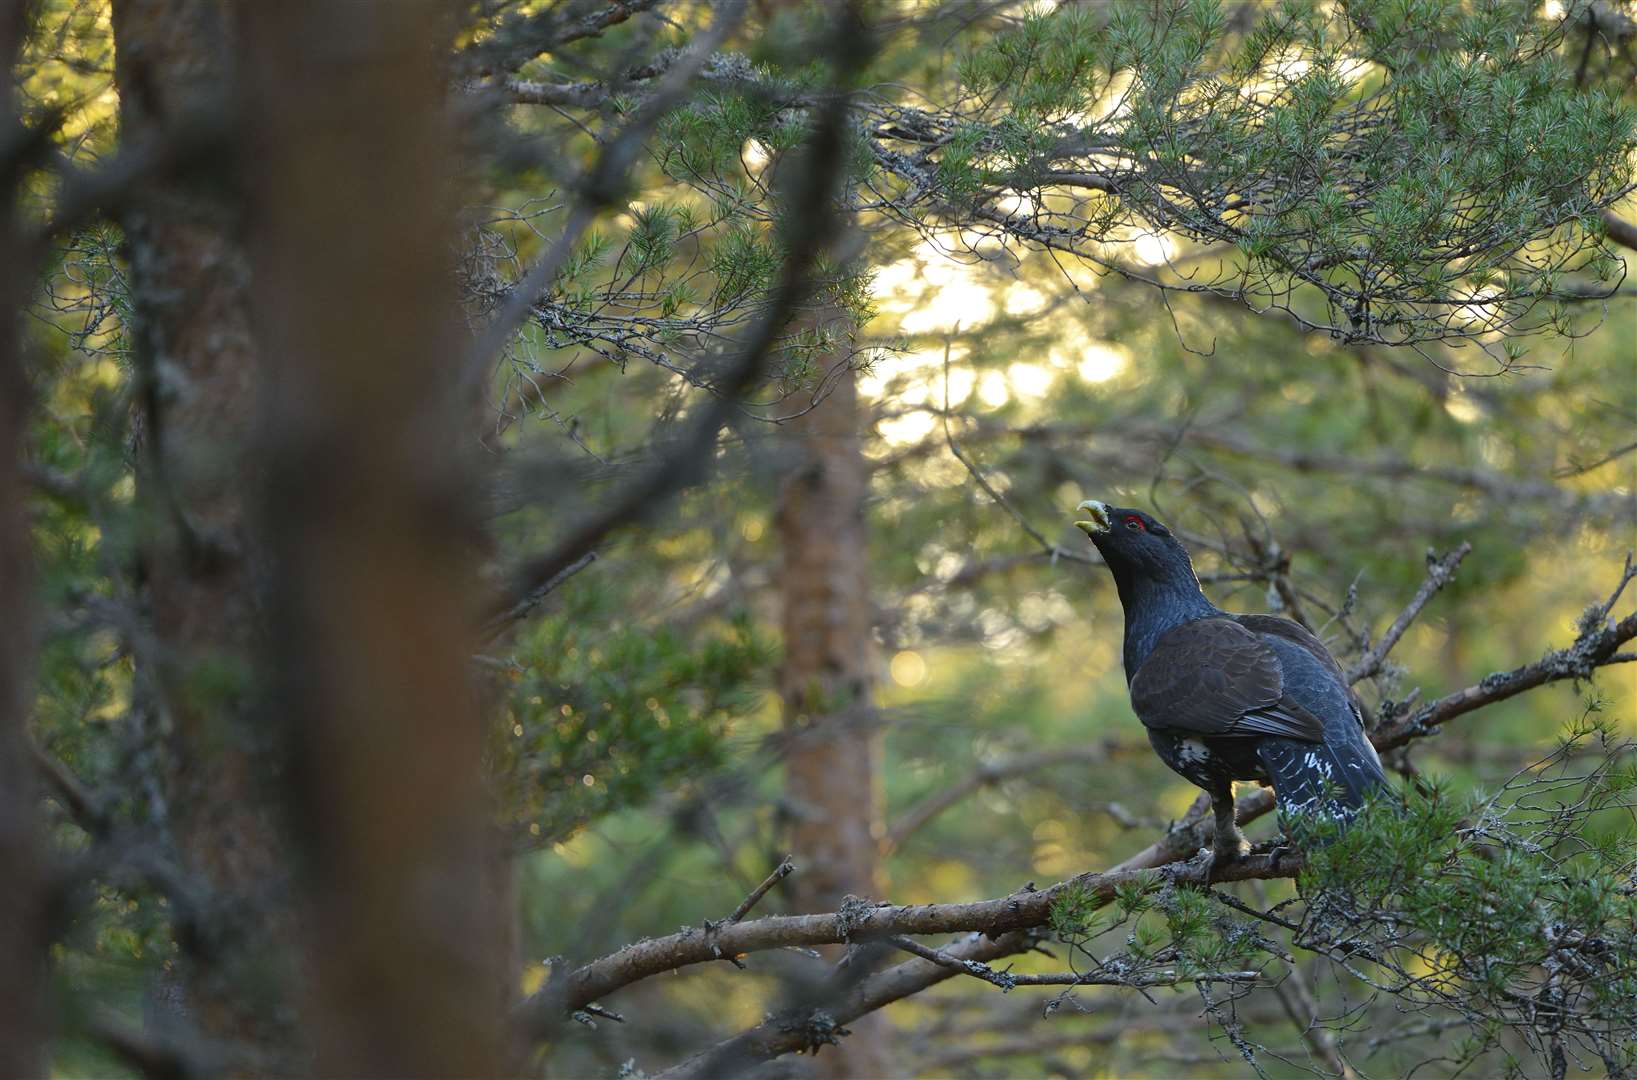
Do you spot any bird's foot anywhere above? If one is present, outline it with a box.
[1174,837,1250,885]
[1168,847,1216,885]
[1211,831,1252,868]
[1264,841,1297,870]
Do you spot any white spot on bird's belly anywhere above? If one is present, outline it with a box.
[1178,739,1211,765]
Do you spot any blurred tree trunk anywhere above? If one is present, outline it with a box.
[242,0,503,1072]
[0,1,47,1072]
[108,0,294,1052]
[777,337,888,1079]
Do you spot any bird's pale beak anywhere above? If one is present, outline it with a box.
[1074,499,1111,536]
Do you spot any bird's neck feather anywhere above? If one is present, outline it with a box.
[1116,570,1220,678]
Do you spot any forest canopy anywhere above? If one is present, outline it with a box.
[4,1,1637,1077]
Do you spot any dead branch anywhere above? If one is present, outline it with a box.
[722,855,796,926]
[28,738,103,831]
[881,414,1637,526]
[885,935,1262,991]
[478,550,597,641]
[1346,543,1472,683]
[941,337,1096,567]
[1377,611,1637,752]
[1252,877,1357,1080]
[516,848,1292,1039]
[626,553,1637,1074]
[1604,209,1637,253]
[459,0,667,78]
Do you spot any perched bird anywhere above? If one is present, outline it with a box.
[1073,499,1387,864]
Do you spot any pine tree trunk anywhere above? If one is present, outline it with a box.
[241,1,504,1071]
[108,0,295,1053]
[777,344,889,1078]
[0,1,48,1070]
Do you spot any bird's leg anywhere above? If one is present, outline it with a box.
[1210,779,1250,865]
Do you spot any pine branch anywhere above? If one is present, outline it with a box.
[606,553,1637,1073]
[515,848,1293,1039]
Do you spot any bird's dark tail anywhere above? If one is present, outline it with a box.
[1256,728,1388,825]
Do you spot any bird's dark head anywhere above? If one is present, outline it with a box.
[1073,499,1201,592]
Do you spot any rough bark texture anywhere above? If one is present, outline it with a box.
[0,1,47,1071]
[776,348,888,1079]
[243,1,503,1072]
[108,0,292,1051]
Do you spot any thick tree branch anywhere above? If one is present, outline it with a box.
[1603,209,1637,253]
[1377,610,1637,752]
[591,552,1637,1073]
[516,847,1292,1039]
[653,930,1037,1079]
[460,0,667,78]
[499,76,607,109]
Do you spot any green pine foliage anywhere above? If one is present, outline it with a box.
[493,593,770,846]
[16,0,1637,1074]
[884,0,1636,347]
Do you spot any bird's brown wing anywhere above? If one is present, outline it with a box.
[1234,614,1346,679]
[1130,617,1323,740]
[1235,614,1368,728]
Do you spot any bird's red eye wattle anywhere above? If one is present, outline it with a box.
[1124,516,1145,531]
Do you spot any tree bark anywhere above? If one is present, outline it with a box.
[242,1,503,1072]
[776,344,888,1079]
[108,0,293,1053]
[0,1,48,1071]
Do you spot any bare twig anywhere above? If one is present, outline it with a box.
[1346,543,1472,683]
[886,935,1261,991]
[1555,438,1637,478]
[27,738,103,832]
[478,550,597,641]
[941,334,1095,566]
[1251,882,1357,1080]
[880,415,1635,525]
[723,855,795,926]
[575,1002,625,1025]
